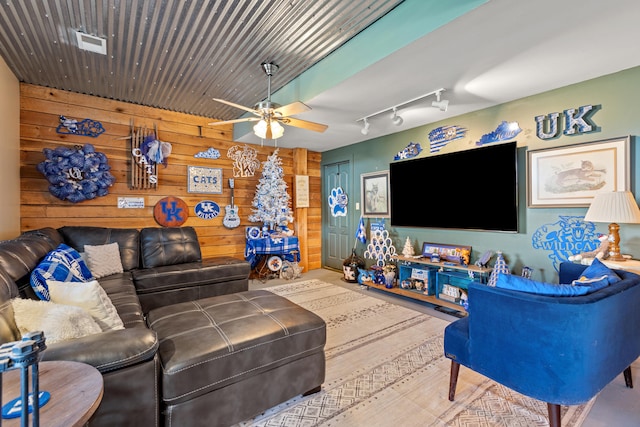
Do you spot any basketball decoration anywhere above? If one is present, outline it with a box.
[154,196,188,227]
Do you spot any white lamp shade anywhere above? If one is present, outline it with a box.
[584,191,640,224]
[270,120,284,139]
[253,120,268,139]
[253,119,284,139]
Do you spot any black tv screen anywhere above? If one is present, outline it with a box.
[390,142,518,232]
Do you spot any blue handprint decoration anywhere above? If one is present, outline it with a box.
[328,186,348,217]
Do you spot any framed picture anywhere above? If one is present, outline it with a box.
[294,175,310,208]
[527,136,630,208]
[187,166,223,194]
[421,242,471,264]
[361,170,390,218]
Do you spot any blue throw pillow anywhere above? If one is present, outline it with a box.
[580,258,621,285]
[29,244,94,301]
[46,243,94,282]
[495,273,591,296]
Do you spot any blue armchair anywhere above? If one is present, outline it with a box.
[444,262,640,427]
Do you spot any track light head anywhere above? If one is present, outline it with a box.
[432,99,449,111]
[432,90,449,111]
[361,118,370,135]
[391,107,403,126]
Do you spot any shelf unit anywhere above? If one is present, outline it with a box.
[363,255,492,315]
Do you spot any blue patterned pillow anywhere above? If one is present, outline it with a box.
[29,244,94,301]
[580,258,621,285]
[46,243,94,281]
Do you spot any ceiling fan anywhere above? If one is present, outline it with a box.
[209,62,328,139]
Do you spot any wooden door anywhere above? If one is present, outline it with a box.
[323,160,352,271]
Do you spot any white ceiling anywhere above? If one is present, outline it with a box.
[235,0,640,152]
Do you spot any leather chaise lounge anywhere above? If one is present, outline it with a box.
[0,226,326,426]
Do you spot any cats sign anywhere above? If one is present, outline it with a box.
[535,104,598,140]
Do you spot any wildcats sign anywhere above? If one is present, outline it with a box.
[195,200,220,220]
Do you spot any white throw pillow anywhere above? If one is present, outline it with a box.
[48,279,124,331]
[11,298,101,344]
[84,242,124,278]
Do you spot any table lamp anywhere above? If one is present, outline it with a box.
[584,191,640,261]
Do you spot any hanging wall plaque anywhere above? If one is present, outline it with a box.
[154,196,188,227]
[187,166,223,194]
[227,144,260,177]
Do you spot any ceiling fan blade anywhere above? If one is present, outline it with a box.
[208,117,260,126]
[281,117,328,133]
[274,101,311,117]
[212,98,262,116]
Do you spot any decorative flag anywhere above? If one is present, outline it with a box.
[355,217,367,244]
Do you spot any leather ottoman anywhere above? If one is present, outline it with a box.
[146,290,326,427]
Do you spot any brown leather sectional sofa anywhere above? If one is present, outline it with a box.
[0,226,325,426]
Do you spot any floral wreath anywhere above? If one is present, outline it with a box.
[36,144,116,203]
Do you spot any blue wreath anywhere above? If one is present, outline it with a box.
[36,144,116,203]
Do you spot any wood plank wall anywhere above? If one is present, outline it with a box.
[19,84,322,271]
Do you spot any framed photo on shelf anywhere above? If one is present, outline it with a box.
[527,136,630,208]
[360,170,390,218]
[421,242,471,264]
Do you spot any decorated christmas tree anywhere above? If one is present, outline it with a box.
[249,149,294,230]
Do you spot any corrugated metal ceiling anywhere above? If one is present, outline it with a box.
[0,0,403,120]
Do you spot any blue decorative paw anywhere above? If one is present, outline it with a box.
[328,187,348,217]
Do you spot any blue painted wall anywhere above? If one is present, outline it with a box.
[322,66,640,282]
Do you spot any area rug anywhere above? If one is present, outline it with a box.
[236,279,594,426]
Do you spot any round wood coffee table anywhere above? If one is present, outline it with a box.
[1,361,103,427]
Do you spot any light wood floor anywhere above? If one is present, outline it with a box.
[250,267,640,427]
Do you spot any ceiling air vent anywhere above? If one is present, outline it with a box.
[75,31,107,55]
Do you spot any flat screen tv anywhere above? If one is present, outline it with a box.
[390,141,518,232]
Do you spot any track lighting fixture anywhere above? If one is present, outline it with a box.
[431,90,449,112]
[391,107,403,126]
[356,88,447,134]
[361,117,370,135]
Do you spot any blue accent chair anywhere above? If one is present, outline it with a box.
[444,262,640,427]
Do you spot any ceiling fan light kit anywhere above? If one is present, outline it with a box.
[209,62,327,141]
[356,88,448,134]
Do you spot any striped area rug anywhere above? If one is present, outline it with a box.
[236,280,593,427]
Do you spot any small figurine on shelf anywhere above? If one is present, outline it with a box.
[357,268,373,285]
[371,265,385,285]
[402,237,415,257]
[459,248,471,266]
